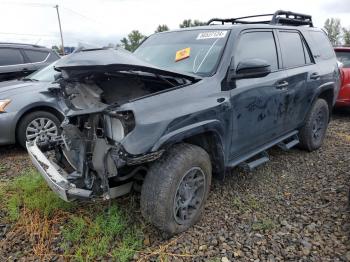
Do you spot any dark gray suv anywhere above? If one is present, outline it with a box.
[0,43,60,81]
[27,11,340,235]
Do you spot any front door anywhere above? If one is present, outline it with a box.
[229,30,289,159]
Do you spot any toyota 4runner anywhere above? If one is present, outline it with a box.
[27,10,340,235]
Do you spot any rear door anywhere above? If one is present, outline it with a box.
[22,49,51,71]
[229,30,289,158]
[0,47,28,81]
[276,30,318,132]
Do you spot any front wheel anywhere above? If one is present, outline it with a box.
[299,98,329,151]
[141,143,212,236]
[17,111,61,148]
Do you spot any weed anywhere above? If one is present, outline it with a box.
[232,195,261,212]
[111,228,143,262]
[2,170,143,261]
[4,169,74,220]
[62,205,142,261]
[0,163,7,173]
[252,218,275,232]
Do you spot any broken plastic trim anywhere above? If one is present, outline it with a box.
[26,140,92,202]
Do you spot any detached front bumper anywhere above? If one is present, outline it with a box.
[26,141,92,202]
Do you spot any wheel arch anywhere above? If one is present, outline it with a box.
[15,105,64,142]
[152,120,226,180]
[317,88,334,118]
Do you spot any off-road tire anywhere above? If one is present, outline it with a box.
[141,143,212,236]
[299,99,329,151]
[17,111,61,148]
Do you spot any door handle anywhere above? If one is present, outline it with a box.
[310,72,320,80]
[276,80,289,90]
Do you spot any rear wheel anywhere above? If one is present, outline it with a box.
[17,111,61,148]
[141,143,212,236]
[299,99,329,151]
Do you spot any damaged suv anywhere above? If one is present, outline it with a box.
[27,10,340,235]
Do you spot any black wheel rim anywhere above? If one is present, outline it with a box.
[173,167,206,225]
[312,108,326,141]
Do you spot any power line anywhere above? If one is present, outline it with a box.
[61,7,104,26]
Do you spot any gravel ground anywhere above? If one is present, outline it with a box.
[0,112,349,261]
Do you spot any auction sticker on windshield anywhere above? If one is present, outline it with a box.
[196,31,227,40]
[175,47,191,62]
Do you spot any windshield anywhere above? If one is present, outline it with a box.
[134,29,229,76]
[25,60,60,82]
[336,51,350,68]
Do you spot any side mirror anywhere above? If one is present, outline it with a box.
[231,59,271,80]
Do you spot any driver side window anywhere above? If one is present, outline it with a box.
[235,31,278,71]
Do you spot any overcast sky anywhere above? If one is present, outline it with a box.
[1,0,350,48]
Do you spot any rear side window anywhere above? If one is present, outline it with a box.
[335,51,350,68]
[0,48,25,66]
[279,31,306,68]
[310,31,334,60]
[23,50,49,63]
[235,31,278,71]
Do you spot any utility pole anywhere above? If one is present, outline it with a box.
[54,5,65,55]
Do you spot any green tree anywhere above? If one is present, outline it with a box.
[179,19,206,28]
[120,30,145,52]
[343,27,350,45]
[324,18,341,46]
[155,24,169,33]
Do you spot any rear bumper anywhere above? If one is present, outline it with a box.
[26,141,92,202]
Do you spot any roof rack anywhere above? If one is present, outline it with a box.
[207,10,313,27]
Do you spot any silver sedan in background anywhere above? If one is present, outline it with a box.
[0,61,63,148]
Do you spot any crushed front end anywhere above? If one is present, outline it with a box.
[26,48,198,202]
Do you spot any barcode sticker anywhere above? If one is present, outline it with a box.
[196,31,227,40]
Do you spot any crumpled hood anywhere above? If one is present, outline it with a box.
[54,48,201,82]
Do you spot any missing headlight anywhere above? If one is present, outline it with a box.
[104,111,135,142]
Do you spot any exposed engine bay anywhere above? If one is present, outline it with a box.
[27,49,200,201]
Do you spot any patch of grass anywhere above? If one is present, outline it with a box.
[0,163,7,173]
[4,169,75,221]
[62,205,142,261]
[252,218,275,232]
[111,228,143,262]
[2,169,143,260]
[232,195,261,212]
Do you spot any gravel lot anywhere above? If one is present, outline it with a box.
[0,112,349,261]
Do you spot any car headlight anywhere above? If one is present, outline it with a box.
[0,99,11,112]
[104,115,125,142]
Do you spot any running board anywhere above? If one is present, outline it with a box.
[277,134,299,151]
[227,130,298,168]
[239,151,269,172]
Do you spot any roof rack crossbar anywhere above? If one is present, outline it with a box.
[207,10,313,27]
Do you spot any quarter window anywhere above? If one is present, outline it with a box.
[236,31,278,71]
[310,31,334,60]
[23,50,49,63]
[0,48,25,66]
[279,32,306,68]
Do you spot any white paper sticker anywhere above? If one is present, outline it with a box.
[196,31,227,40]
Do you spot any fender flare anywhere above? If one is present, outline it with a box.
[151,119,226,179]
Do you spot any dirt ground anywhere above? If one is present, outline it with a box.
[0,111,349,261]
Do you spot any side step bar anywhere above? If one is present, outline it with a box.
[239,151,269,172]
[228,130,299,170]
[277,134,299,151]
